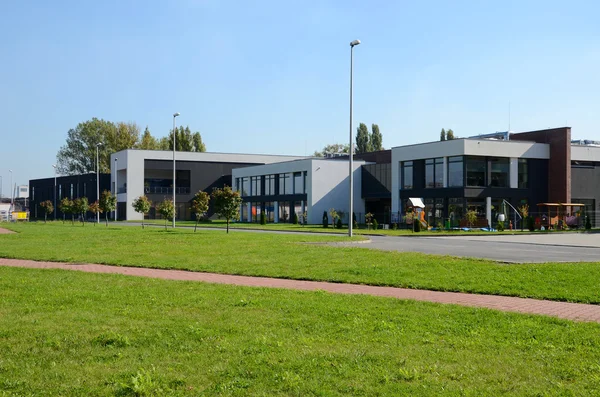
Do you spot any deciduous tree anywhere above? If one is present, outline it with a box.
[356,123,372,154]
[440,128,446,141]
[136,126,159,150]
[191,191,210,232]
[313,143,350,157]
[370,124,383,151]
[132,196,152,229]
[59,197,73,224]
[447,129,455,140]
[211,186,242,234]
[157,199,175,230]
[99,190,117,226]
[73,197,89,226]
[40,200,53,223]
[88,201,101,226]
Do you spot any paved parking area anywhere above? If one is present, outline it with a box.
[364,233,600,263]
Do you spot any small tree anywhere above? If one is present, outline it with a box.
[329,208,338,228]
[260,211,267,225]
[88,201,101,226]
[59,197,73,224]
[518,204,529,232]
[372,218,379,230]
[440,128,446,141]
[132,196,152,229]
[73,197,89,226]
[302,211,308,227]
[322,211,328,228]
[465,209,478,228]
[191,191,210,232]
[99,190,117,227]
[365,212,373,229]
[336,217,343,229]
[293,213,299,225]
[39,200,53,223]
[157,199,175,230]
[447,129,455,140]
[211,186,243,234]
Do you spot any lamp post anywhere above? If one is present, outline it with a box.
[9,169,13,212]
[52,165,57,220]
[114,158,118,221]
[172,112,180,228]
[349,39,360,237]
[0,175,3,201]
[96,143,103,224]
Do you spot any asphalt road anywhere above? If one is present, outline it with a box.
[364,235,600,263]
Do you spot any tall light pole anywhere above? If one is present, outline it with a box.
[52,165,57,220]
[349,39,360,237]
[114,158,118,221]
[9,170,13,211]
[96,142,102,224]
[0,175,3,201]
[172,112,180,228]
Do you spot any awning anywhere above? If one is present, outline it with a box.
[407,197,425,208]
[537,203,585,207]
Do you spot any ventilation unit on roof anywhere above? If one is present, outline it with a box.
[571,139,600,146]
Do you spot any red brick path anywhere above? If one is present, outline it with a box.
[2,257,600,323]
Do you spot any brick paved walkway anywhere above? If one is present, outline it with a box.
[2,257,600,323]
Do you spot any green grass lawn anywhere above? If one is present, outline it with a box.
[2,266,600,396]
[2,223,600,303]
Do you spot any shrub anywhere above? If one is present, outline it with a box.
[497,221,505,232]
[336,217,343,229]
[586,216,592,230]
[260,212,266,225]
[414,219,421,232]
[372,219,378,230]
[293,213,299,225]
[322,211,328,228]
[435,221,443,230]
[527,216,535,232]
[392,223,397,230]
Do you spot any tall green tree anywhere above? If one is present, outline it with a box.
[370,124,383,151]
[137,126,159,150]
[356,123,372,154]
[191,191,210,232]
[440,128,446,141]
[167,126,207,152]
[313,143,350,157]
[212,186,242,234]
[447,129,455,140]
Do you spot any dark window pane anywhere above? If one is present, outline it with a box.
[490,158,509,187]
[466,157,486,187]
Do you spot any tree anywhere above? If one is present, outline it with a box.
[211,186,242,234]
[370,124,383,151]
[136,126,159,150]
[191,191,210,232]
[132,196,152,229]
[440,128,446,141]
[73,197,89,226]
[356,123,372,154]
[518,204,529,232]
[328,208,338,228]
[447,129,455,140]
[40,200,53,223]
[313,143,350,157]
[88,201,101,226]
[59,197,73,224]
[157,199,175,230]
[465,209,478,228]
[167,126,207,152]
[99,190,117,226]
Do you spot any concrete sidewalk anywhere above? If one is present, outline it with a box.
[1,257,600,323]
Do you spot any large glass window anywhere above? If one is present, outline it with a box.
[489,157,509,187]
[265,175,275,195]
[466,157,486,187]
[448,198,464,227]
[402,161,413,190]
[425,158,443,188]
[241,177,249,196]
[279,173,292,194]
[293,172,303,194]
[250,176,262,196]
[448,156,463,187]
[518,159,528,189]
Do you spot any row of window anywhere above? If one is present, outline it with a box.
[236,172,307,197]
[402,156,529,189]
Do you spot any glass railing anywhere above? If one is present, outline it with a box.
[144,187,190,195]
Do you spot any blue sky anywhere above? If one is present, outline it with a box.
[1,0,599,190]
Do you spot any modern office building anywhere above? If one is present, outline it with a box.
[231,158,366,224]
[29,173,111,220]
[110,150,306,221]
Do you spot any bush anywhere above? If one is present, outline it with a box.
[336,218,343,229]
[527,216,535,232]
[414,220,421,232]
[586,216,592,230]
[293,213,299,225]
[497,221,505,232]
[260,212,266,225]
[392,223,397,230]
[435,221,443,230]
[372,219,378,230]
[322,211,328,228]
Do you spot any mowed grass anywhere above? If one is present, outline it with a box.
[2,266,600,396]
[1,223,600,303]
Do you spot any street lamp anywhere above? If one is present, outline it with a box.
[0,175,3,201]
[172,112,180,228]
[96,142,103,224]
[114,158,118,221]
[9,169,13,212]
[349,39,360,237]
[52,165,57,220]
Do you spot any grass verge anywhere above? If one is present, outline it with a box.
[1,266,600,395]
[1,223,600,303]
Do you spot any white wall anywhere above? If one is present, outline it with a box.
[571,145,600,162]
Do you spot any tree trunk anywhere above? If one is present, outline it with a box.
[226,219,229,234]
[82,214,85,226]
[105,213,109,227]
[194,219,198,232]
[71,215,74,225]
[165,218,167,230]
[44,214,47,223]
